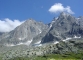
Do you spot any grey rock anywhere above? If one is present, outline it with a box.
[41,12,83,43]
[0,19,48,45]
[0,12,83,47]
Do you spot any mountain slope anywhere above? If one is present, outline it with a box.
[41,12,83,43]
[0,19,48,46]
[0,12,83,47]
[0,12,83,60]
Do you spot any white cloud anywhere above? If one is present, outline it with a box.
[0,18,24,32]
[49,3,74,14]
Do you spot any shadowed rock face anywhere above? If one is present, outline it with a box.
[41,12,83,43]
[0,32,4,36]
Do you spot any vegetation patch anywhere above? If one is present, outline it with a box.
[9,52,83,60]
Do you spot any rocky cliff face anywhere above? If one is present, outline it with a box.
[77,16,83,28]
[0,19,48,46]
[0,12,83,60]
[0,12,83,47]
[41,12,83,43]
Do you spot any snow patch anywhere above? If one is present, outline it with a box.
[39,29,42,33]
[18,38,22,40]
[18,37,26,41]
[33,41,42,47]
[52,21,55,23]
[54,41,59,44]
[62,37,72,42]
[17,42,24,45]
[38,44,42,46]
[50,19,56,28]
[77,18,80,20]
[33,44,42,47]
[35,41,41,44]
[6,44,16,47]
[74,36,81,38]
[50,24,52,28]
[55,17,58,20]
[37,27,42,34]
[24,39,33,45]
[5,39,33,47]
[62,36,81,42]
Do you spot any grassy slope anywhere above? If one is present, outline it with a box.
[9,52,83,60]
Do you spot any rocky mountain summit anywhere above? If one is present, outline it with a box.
[0,12,83,60]
[0,19,48,46]
[0,12,83,47]
[41,12,83,43]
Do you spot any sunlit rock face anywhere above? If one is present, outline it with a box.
[0,19,48,46]
[41,12,83,44]
[0,12,83,46]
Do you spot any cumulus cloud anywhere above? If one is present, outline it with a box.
[0,18,24,32]
[49,3,74,14]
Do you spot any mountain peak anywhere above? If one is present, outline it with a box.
[23,18,37,25]
[0,12,83,47]
[26,18,36,22]
[60,12,71,17]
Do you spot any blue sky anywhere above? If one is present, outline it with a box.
[0,0,83,32]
